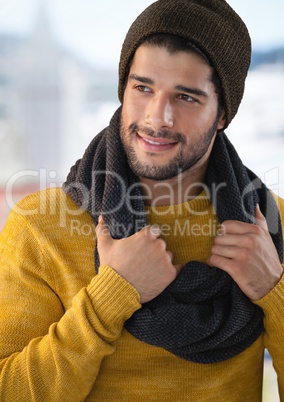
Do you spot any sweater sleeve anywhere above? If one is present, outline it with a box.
[0,209,141,401]
[253,193,284,399]
[253,272,284,398]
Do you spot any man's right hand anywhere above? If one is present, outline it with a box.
[95,217,182,303]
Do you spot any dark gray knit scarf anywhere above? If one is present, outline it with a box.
[63,107,283,364]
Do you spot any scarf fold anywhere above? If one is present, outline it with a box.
[63,107,283,364]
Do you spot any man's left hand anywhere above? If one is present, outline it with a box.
[207,205,283,300]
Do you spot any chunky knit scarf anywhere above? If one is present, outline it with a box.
[63,107,283,364]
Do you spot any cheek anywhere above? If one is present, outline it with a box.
[122,101,142,127]
[174,113,197,137]
[123,86,148,123]
[180,111,209,134]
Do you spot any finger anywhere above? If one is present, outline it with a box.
[207,254,233,274]
[95,216,113,244]
[214,227,269,250]
[174,264,183,275]
[255,204,269,231]
[167,250,174,261]
[140,225,161,239]
[150,224,161,237]
[221,218,266,236]
[211,244,235,258]
[214,233,245,246]
[221,220,253,234]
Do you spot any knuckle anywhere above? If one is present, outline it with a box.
[211,244,220,254]
[137,226,148,237]
[167,251,174,260]
[232,260,244,275]
[136,226,152,241]
[213,236,222,245]
[209,254,220,266]
[141,225,151,236]
[140,225,160,238]
[247,234,259,249]
[253,225,263,236]
[156,238,167,251]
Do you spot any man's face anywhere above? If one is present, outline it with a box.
[120,44,225,181]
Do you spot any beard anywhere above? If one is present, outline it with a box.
[120,114,220,181]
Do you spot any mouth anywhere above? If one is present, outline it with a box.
[137,133,178,152]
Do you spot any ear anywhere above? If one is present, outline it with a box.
[217,110,226,131]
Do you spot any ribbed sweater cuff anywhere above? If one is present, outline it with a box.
[87,265,141,332]
[253,271,284,316]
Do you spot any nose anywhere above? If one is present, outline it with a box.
[144,94,174,130]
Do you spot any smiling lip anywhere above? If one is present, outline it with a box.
[137,133,178,152]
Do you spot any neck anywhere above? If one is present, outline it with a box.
[139,164,208,207]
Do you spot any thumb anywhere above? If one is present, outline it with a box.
[255,204,268,231]
[95,215,113,245]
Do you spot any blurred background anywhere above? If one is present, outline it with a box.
[0,0,283,399]
[0,0,284,218]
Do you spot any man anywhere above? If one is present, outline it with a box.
[0,0,283,400]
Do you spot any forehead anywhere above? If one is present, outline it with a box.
[130,44,214,87]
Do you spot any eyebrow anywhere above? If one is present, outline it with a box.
[129,74,208,98]
[129,74,154,85]
[175,85,208,98]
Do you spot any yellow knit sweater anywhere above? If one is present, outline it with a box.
[0,187,284,401]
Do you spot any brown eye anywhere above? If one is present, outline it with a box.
[135,85,151,93]
[177,94,196,103]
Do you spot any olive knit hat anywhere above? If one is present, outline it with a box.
[118,0,251,128]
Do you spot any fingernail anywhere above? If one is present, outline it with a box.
[217,224,226,236]
[150,225,161,236]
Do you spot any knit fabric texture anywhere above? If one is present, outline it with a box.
[118,0,251,128]
[2,189,284,399]
[63,107,283,364]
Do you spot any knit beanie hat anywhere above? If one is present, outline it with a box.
[118,0,251,128]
